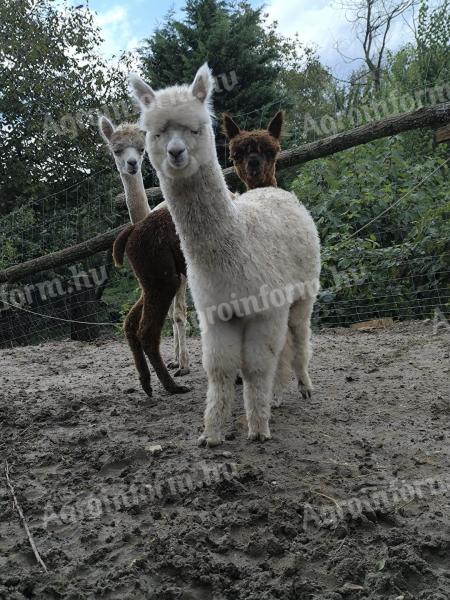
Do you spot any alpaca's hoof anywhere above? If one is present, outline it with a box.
[169,384,190,394]
[299,380,312,399]
[235,374,243,385]
[167,360,179,369]
[272,395,282,408]
[174,367,190,377]
[198,433,223,447]
[248,431,272,442]
[140,379,152,398]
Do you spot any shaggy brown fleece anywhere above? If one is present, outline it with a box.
[222,111,283,189]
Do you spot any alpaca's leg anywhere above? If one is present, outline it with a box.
[198,321,241,448]
[172,276,190,377]
[242,311,289,441]
[289,298,314,399]
[139,289,190,395]
[272,330,294,408]
[167,298,180,369]
[124,297,152,397]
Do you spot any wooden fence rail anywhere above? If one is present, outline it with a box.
[1,102,449,284]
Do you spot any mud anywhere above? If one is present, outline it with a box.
[0,321,449,599]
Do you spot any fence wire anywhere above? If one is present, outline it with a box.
[0,247,448,349]
[1,88,449,348]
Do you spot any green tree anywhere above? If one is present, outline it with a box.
[139,0,307,131]
[290,136,449,326]
[388,0,450,95]
[279,49,340,146]
[0,0,130,213]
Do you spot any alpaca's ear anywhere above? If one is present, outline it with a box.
[267,111,284,140]
[191,63,214,103]
[222,113,241,140]
[129,73,156,109]
[99,116,115,141]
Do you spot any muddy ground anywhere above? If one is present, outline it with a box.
[0,321,449,600]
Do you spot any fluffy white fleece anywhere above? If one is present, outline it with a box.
[130,64,321,447]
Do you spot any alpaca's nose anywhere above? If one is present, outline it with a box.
[127,158,138,167]
[248,155,261,169]
[168,146,185,159]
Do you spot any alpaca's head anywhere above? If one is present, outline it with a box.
[222,111,283,189]
[129,64,216,179]
[99,117,146,176]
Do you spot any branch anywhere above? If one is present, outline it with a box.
[363,0,375,64]
[4,461,48,573]
[334,39,367,65]
[376,11,394,73]
[377,1,416,72]
[1,102,449,283]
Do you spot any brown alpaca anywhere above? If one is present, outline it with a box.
[222,110,283,189]
[99,116,190,397]
[112,112,283,397]
[113,209,189,396]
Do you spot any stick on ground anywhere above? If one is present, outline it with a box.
[4,460,48,573]
[310,489,341,508]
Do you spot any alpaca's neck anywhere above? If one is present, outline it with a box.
[120,172,150,224]
[159,158,241,270]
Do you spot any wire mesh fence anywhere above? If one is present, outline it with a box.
[0,169,120,269]
[1,85,449,349]
[313,253,450,328]
[0,253,118,348]
[1,246,448,349]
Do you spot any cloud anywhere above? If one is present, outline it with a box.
[93,5,140,58]
[97,6,127,27]
[266,0,415,78]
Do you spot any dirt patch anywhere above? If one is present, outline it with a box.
[1,321,449,599]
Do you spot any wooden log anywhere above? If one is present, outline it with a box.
[2,101,450,280]
[0,225,126,284]
[350,317,394,330]
[276,102,450,167]
[435,123,450,144]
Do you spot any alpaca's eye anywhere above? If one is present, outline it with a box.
[191,130,199,135]
[154,133,161,138]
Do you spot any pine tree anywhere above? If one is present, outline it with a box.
[139,0,288,130]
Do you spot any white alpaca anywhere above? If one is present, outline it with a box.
[129,65,321,446]
[99,116,189,372]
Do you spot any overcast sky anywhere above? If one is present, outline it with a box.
[71,0,422,79]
